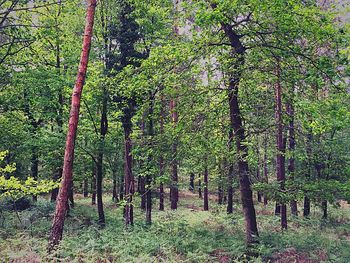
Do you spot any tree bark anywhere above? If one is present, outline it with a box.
[123,123,134,226]
[159,96,165,211]
[286,101,298,216]
[31,152,39,202]
[170,99,178,210]
[83,178,89,197]
[139,176,146,210]
[274,63,287,229]
[203,158,209,211]
[48,0,97,251]
[145,92,154,224]
[218,161,224,205]
[51,169,61,202]
[221,21,259,244]
[112,175,118,202]
[68,180,74,208]
[227,133,234,214]
[198,178,202,198]
[304,133,312,217]
[263,135,269,206]
[96,86,107,226]
[91,163,97,205]
[322,200,327,219]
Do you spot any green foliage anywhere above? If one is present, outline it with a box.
[0,176,59,201]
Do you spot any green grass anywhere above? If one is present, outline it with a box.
[0,193,350,262]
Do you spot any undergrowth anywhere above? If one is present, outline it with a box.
[0,194,349,262]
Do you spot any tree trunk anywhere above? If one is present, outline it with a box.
[322,200,327,219]
[112,175,118,202]
[170,99,178,210]
[203,157,209,211]
[48,0,97,252]
[263,136,268,206]
[31,152,39,202]
[96,85,108,226]
[139,176,146,210]
[119,169,124,201]
[218,161,223,205]
[123,123,134,226]
[68,180,74,208]
[304,133,312,217]
[145,175,152,224]
[221,21,259,244]
[83,178,89,197]
[198,178,202,198]
[51,169,61,202]
[91,163,97,205]
[227,166,234,213]
[159,95,165,211]
[256,147,262,203]
[189,173,195,192]
[274,63,287,229]
[159,182,164,211]
[286,101,298,216]
[145,92,154,224]
[303,197,310,217]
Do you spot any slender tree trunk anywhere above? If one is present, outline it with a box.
[303,197,310,217]
[256,147,262,203]
[139,176,146,210]
[51,169,61,202]
[286,101,298,216]
[322,200,327,219]
[220,20,259,244]
[112,174,118,202]
[159,98,165,211]
[198,178,202,198]
[83,178,89,197]
[228,82,259,244]
[52,3,64,202]
[123,123,134,226]
[68,180,74,208]
[227,166,234,213]
[304,133,312,217]
[119,169,124,201]
[31,152,39,202]
[218,161,224,205]
[145,93,154,224]
[91,163,97,205]
[189,173,195,192]
[170,99,178,210]
[48,0,97,251]
[96,86,108,226]
[227,133,234,214]
[274,63,287,229]
[203,157,209,211]
[263,136,268,206]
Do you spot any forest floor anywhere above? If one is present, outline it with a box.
[0,191,350,262]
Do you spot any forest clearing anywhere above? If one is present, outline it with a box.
[1,0,350,262]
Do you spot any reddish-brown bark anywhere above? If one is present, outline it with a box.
[48,0,97,251]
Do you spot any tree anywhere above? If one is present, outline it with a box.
[48,0,97,251]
